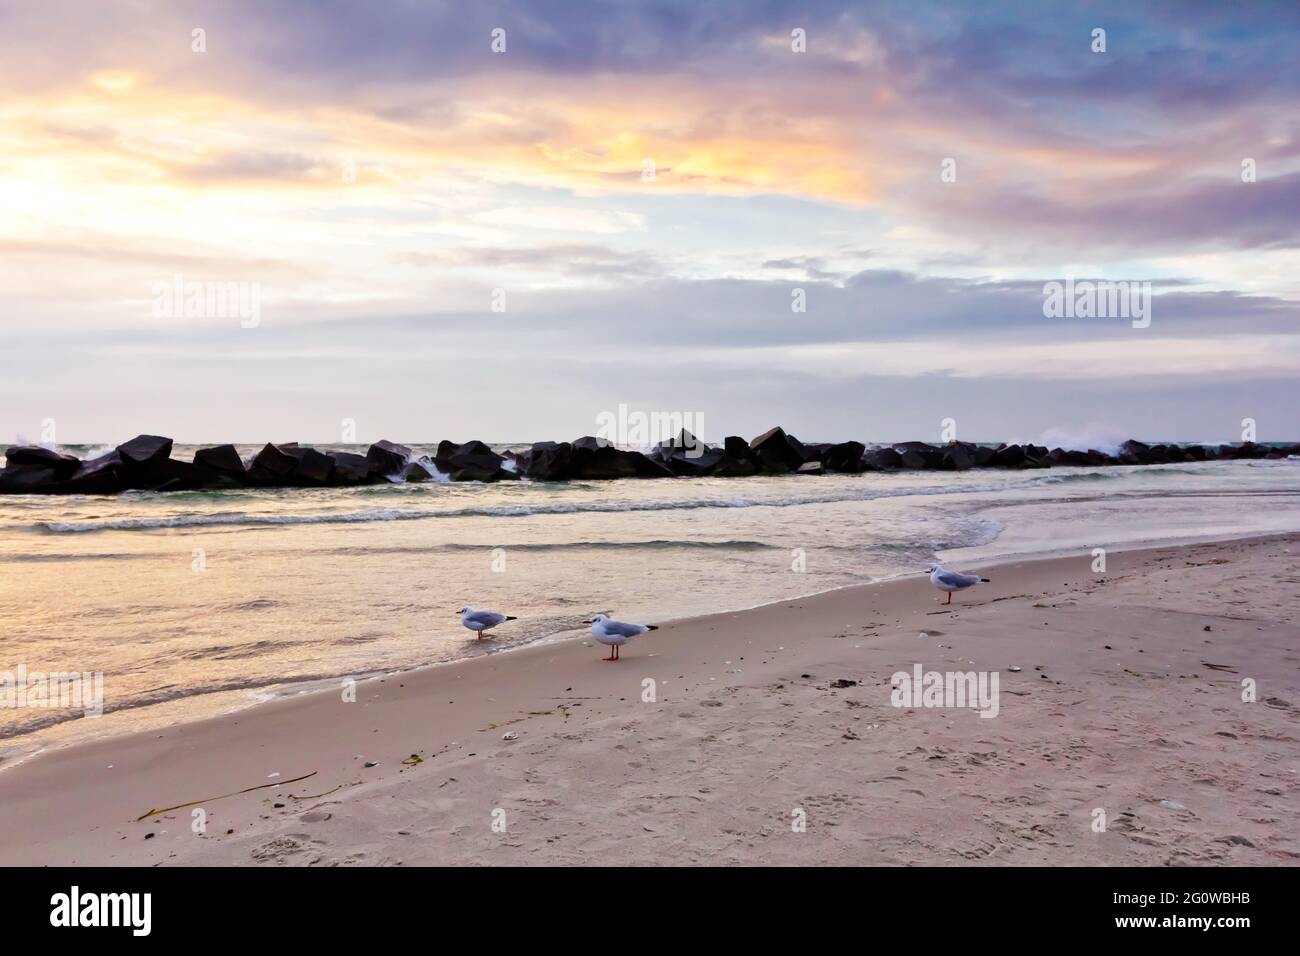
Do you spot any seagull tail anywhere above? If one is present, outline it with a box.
[646,625,659,631]
[980,578,990,583]
[506,615,518,621]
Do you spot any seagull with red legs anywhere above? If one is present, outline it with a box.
[583,613,658,661]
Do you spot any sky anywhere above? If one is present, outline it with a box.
[1,0,1298,445]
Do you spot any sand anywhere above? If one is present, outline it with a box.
[1,534,1296,866]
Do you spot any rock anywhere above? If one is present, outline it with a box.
[1118,439,1152,464]
[193,444,246,481]
[894,442,941,469]
[116,435,173,466]
[284,447,335,486]
[829,678,858,688]
[366,440,412,479]
[822,441,866,473]
[990,443,1031,468]
[64,451,128,494]
[796,460,823,474]
[748,426,809,472]
[136,457,197,492]
[863,446,903,470]
[570,439,672,479]
[246,442,300,486]
[940,441,976,471]
[4,446,80,479]
[450,462,518,482]
[329,451,374,485]
[707,436,758,476]
[0,462,60,492]
[653,429,724,476]
[402,457,441,482]
[432,439,515,481]
[522,441,575,481]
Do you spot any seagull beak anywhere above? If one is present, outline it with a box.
[581,619,592,625]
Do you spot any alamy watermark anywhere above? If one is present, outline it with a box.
[595,403,706,456]
[890,663,999,718]
[1,665,104,717]
[151,274,261,328]
[1043,277,1151,329]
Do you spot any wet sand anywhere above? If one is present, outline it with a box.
[0,534,1296,866]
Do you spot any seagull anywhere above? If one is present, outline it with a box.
[458,607,516,639]
[582,613,658,661]
[928,564,990,604]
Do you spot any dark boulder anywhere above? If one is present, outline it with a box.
[246,442,300,486]
[892,441,940,469]
[1021,444,1050,468]
[64,451,128,494]
[4,446,81,480]
[1047,447,1091,467]
[523,441,576,481]
[569,439,672,479]
[822,441,866,473]
[939,441,978,471]
[1118,439,1152,464]
[723,436,754,462]
[974,445,998,467]
[450,462,519,482]
[329,452,374,485]
[110,435,199,490]
[366,440,412,479]
[403,457,441,482]
[572,435,610,453]
[139,457,197,492]
[116,435,173,466]
[193,444,246,481]
[435,439,498,471]
[653,429,724,476]
[863,447,903,470]
[0,462,60,493]
[284,447,335,485]
[989,444,1026,468]
[437,440,505,477]
[749,426,809,473]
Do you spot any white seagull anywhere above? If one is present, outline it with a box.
[927,564,990,605]
[582,613,658,661]
[458,607,516,639]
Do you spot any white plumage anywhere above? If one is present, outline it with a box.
[583,613,658,660]
[459,607,516,639]
[927,564,990,605]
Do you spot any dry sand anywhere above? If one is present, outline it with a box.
[1,534,1297,866]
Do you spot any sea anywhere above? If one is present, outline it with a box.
[3,443,1299,766]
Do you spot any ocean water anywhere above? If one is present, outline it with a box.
[3,446,1300,764]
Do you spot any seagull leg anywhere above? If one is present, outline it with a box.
[603,649,616,661]
[614,645,620,661]
[945,592,952,605]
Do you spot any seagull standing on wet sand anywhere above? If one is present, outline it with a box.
[583,613,658,661]
[459,607,516,639]
[928,564,990,604]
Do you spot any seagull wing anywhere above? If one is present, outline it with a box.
[605,620,648,638]
[466,610,507,627]
[935,570,981,588]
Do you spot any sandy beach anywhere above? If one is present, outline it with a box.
[1,533,1296,867]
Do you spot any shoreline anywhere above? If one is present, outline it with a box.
[2,523,1285,769]
[1,531,1296,865]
